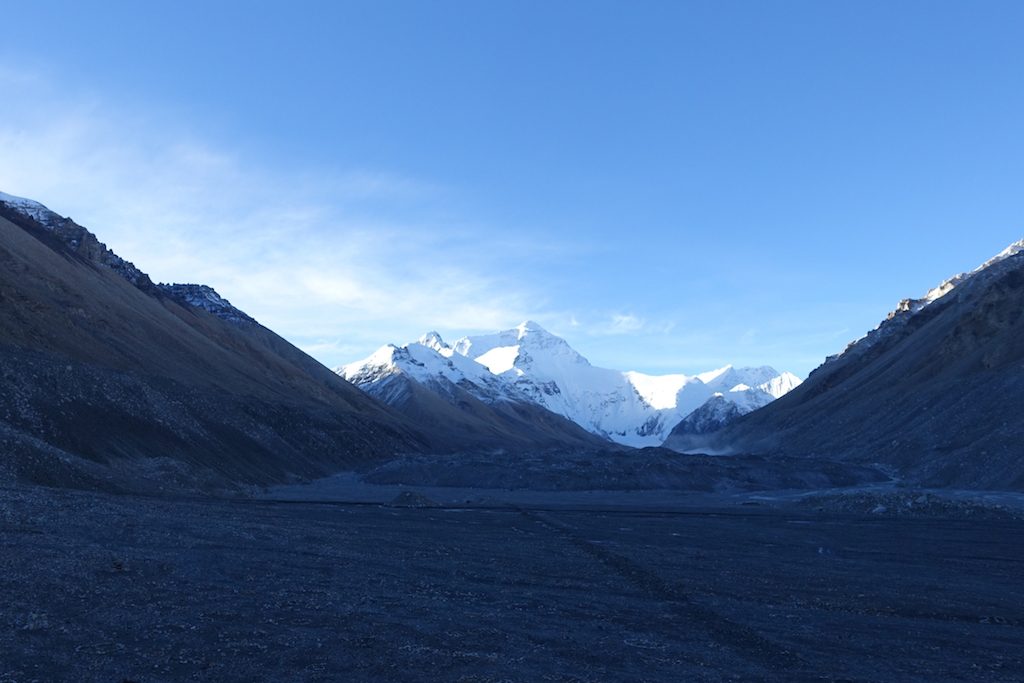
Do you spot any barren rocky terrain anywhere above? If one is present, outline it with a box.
[3,483,1022,682]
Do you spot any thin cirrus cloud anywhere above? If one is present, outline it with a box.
[0,66,562,367]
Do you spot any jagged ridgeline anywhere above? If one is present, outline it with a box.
[0,192,426,491]
[670,239,1024,490]
[339,321,802,447]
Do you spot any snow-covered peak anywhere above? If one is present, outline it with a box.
[453,320,590,375]
[696,365,781,393]
[695,365,733,384]
[759,371,801,398]
[516,319,551,338]
[339,331,526,404]
[345,343,403,376]
[418,331,448,352]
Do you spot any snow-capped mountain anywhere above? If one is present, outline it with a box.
[342,320,801,448]
[340,332,525,405]
[338,331,607,451]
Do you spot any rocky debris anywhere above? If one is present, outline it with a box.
[387,490,440,508]
[2,485,1022,681]
[797,490,1024,520]
[362,449,888,492]
[158,283,255,324]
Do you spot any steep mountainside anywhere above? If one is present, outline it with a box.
[338,333,608,451]
[665,240,1024,490]
[0,192,425,491]
[345,321,800,447]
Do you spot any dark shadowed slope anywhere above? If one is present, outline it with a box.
[352,371,613,453]
[666,242,1024,490]
[0,199,428,491]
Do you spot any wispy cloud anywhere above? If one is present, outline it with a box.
[0,64,553,366]
[605,313,646,335]
[579,312,677,337]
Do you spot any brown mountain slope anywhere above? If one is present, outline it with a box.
[666,246,1024,490]
[0,205,427,491]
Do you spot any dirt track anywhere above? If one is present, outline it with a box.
[2,486,1023,682]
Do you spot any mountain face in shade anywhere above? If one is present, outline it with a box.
[665,239,1024,490]
[0,191,425,491]
[343,321,801,447]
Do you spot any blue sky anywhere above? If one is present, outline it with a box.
[1,1,1023,377]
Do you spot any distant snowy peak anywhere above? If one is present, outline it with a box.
[664,378,792,441]
[341,322,802,448]
[418,331,448,353]
[339,335,524,404]
[828,239,1024,365]
[759,371,802,398]
[453,320,590,376]
[448,322,801,447]
[694,364,785,393]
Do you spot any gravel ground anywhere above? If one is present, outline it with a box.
[2,485,1023,682]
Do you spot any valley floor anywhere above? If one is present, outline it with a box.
[2,485,1023,682]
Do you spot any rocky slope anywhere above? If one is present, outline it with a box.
[0,192,425,491]
[665,240,1024,490]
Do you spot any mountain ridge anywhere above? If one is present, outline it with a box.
[664,238,1024,490]
[342,321,801,447]
[0,190,429,491]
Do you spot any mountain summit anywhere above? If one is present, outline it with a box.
[338,331,606,451]
[343,322,801,447]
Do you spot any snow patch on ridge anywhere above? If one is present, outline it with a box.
[0,191,61,226]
